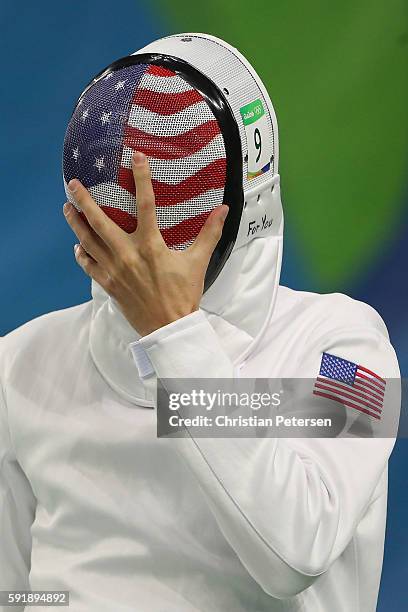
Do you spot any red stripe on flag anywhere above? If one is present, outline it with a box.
[355,372,385,392]
[133,88,203,115]
[92,207,211,245]
[147,65,176,77]
[353,381,384,401]
[123,120,221,160]
[314,382,382,413]
[161,210,211,247]
[98,206,137,233]
[357,365,386,385]
[313,391,381,420]
[118,158,226,205]
[316,377,383,409]
[152,159,226,206]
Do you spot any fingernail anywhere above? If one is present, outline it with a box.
[63,202,71,216]
[73,243,80,254]
[132,151,146,165]
[68,179,80,192]
[219,205,229,222]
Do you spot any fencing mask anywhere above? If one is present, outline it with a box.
[63,33,282,294]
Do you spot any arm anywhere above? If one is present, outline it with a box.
[0,342,36,611]
[131,311,400,598]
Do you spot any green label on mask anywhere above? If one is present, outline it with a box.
[240,99,265,126]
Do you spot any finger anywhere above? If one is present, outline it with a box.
[63,202,112,267]
[73,243,112,289]
[68,179,125,251]
[189,205,229,262]
[131,152,161,237]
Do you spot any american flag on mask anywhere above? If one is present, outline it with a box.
[63,63,227,248]
[313,353,386,420]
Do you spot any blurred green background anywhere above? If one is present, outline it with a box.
[164,0,408,288]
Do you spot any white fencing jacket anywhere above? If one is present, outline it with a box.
[0,219,401,611]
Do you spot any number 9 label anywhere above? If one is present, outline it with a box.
[240,99,272,180]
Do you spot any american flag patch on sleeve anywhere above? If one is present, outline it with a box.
[313,353,386,420]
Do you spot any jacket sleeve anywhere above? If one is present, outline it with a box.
[0,342,36,611]
[130,309,401,599]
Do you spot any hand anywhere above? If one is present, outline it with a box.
[63,151,229,336]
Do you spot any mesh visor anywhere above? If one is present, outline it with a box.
[63,62,227,249]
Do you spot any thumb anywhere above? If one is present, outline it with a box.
[190,205,229,261]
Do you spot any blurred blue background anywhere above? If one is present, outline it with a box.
[0,1,407,607]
